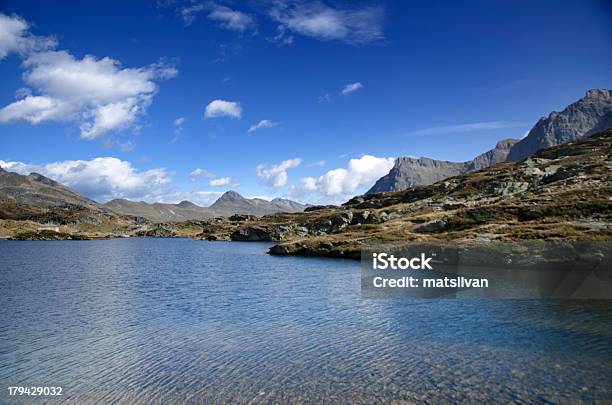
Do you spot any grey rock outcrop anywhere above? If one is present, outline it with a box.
[506,89,612,161]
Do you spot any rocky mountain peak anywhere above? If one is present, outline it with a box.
[217,191,245,202]
[27,172,62,187]
[585,88,611,100]
[177,200,197,208]
[506,89,612,161]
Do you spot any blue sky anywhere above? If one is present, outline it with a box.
[1,0,611,205]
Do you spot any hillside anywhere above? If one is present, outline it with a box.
[0,167,135,237]
[0,167,102,210]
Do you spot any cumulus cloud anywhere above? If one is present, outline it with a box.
[189,167,215,179]
[0,157,172,202]
[208,5,256,32]
[256,157,302,188]
[248,119,278,133]
[0,13,177,140]
[190,168,236,188]
[204,99,242,119]
[341,82,363,96]
[209,177,232,186]
[269,2,384,45]
[301,176,318,191]
[300,155,394,197]
[0,13,56,60]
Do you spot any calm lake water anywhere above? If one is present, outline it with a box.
[1,238,611,404]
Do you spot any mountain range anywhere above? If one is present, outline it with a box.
[0,167,309,225]
[103,191,309,222]
[368,89,612,194]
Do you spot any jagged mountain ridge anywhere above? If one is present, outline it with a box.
[368,89,612,194]
[367,138,518,194]
[104,191,310,222]
[506,89,612,161]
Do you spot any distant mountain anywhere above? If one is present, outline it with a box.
[368,88,612,194]
[208,191,309,217]
[367,138,518,194]
[103,199,209,223]
[0,165,310,225]
[0,167,101,210]
[506,89,612,161]
[104,191,309,222]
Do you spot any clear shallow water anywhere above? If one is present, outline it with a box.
[1,238,611,404]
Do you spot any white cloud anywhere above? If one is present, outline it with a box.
[172,116,186,143]
[301,176,318,191]
[0,157,172,202]
[248,119,278,132]
[410,121,526,136]
[208,5,255,32]
[0,13,56,60]
[0,14,177,140]
[179,3,255,31]
[204,99,242,119]
[190,167,215,179]
[209,177,232,186]
[300,155,394,197]
[341,82,363,95]
[269,3,384,45]
[256,157,302,188]
[190,168,236,188]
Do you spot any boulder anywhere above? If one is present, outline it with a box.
[230,226,273,241]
